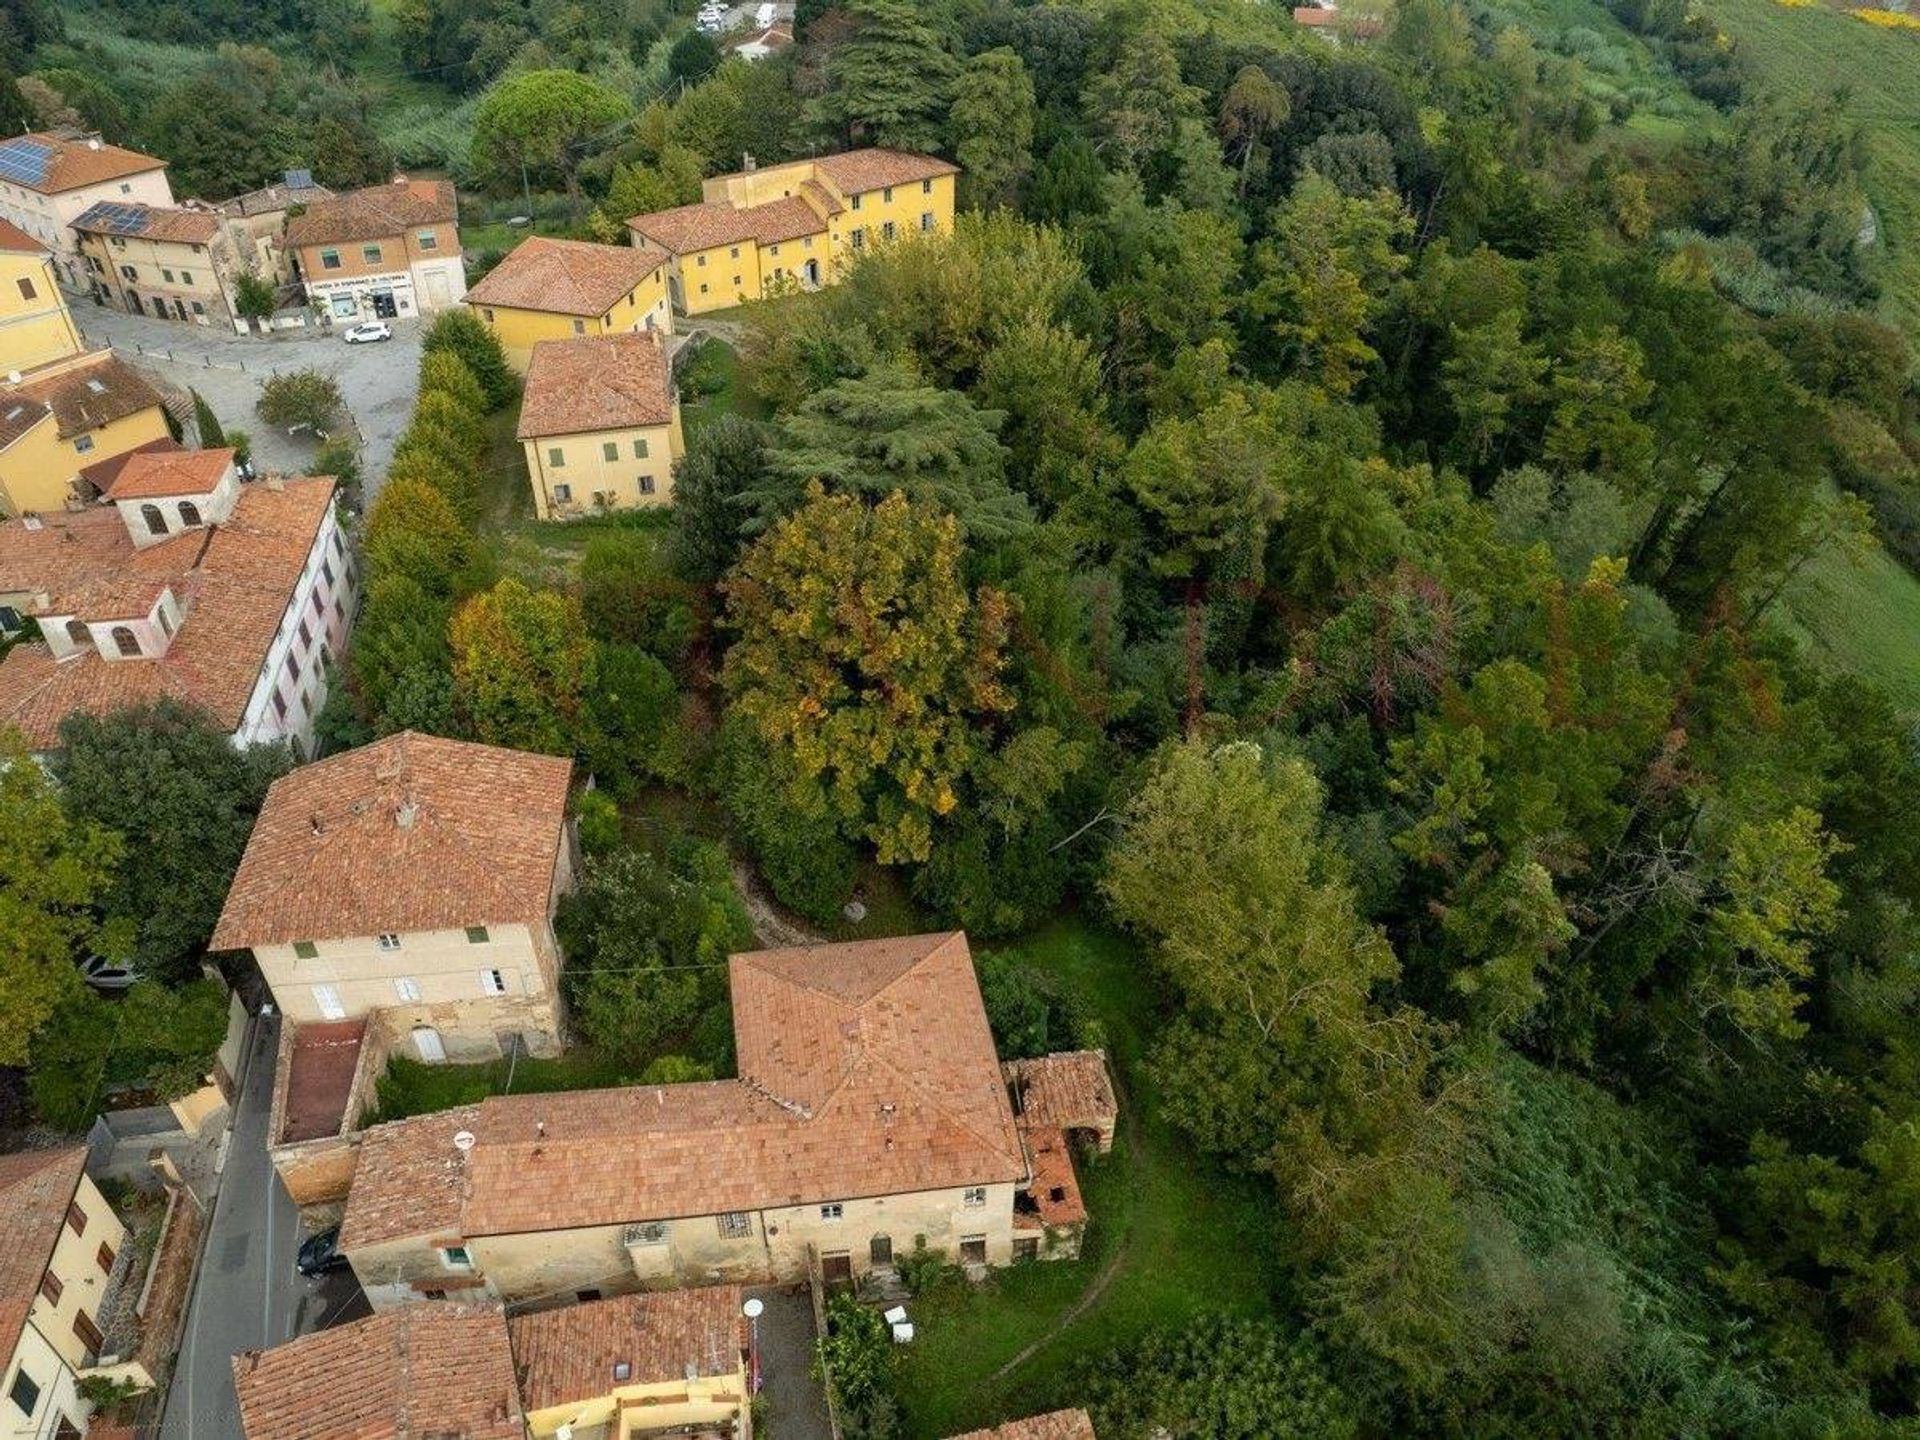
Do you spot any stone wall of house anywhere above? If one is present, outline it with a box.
[368,992,563,1063]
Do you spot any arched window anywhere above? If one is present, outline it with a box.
[139,503,167,537]
[110,625,139,657]
[64,619,88,648]
[178,500,202,528]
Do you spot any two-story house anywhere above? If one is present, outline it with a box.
[0,456,352,757]
[336,932,1113,1310]
[1,1148,130,1440]
[211,731,577,1062]
[215,171,333,291]
[517,332,683,520]
[72,201,245,328]
[465,235,672,372]
[0,133,173,291]
[0,352,173,517]
[627,147,957,315]
[284,178,465,324]
[0,220,84,376]
[232,1287,751,1440]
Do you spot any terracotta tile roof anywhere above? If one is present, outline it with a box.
[812,148,958,195]
[799,178,844,218]
[218,180,333,220]
[747,195,829,245]
[71,201,220,245]
[1003,1052,1116,1134]
[284,179,456,249]
[947,1410,1097,1440]
[77,436,184,494]
[0,1146,87,1375]
[508,1286,743,1412]
[516,333,675,439]
[1017,1128,1086,1227]
[626,200,760,255]
[335,1104,483,1253]
[232,1301,523,1440]
[0,353,165,451]
[466,236,665,317]
[107,445,234,500]
[0,477,335,749]
[341,934,1029,1247]
[0,219,45,253]
[280,1019,368,1144]
[212,731,573,950]
[0,133,165,195]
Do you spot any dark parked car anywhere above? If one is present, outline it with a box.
[297,1226,348,1278]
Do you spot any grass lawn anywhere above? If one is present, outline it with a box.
[1776,534,1920,720]
[891,917,1281,1436]
[363,1047,635,1126]
[1705,0,1920,341]
[680,340,772,440]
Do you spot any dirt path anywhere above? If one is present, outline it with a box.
[731,860,825,948]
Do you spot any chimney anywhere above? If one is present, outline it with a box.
[395,800,418,829]
[309,813,323,836]
[742,152,756,172]
[86,137,102,151]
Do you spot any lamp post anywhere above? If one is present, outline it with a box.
[742,1297,764,1395]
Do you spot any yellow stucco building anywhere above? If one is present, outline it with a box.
[466,235,672,372]
[0,220,84,376]
[517,331,683,520]
[0,351,172,516]
[627,147,958,315]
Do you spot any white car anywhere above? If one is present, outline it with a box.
[78,955,138,992]
[342,321,392,344]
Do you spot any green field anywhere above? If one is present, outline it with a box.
[1708,0,1920,342]
[891,918,1280,1435]
[1777,535,1920,719]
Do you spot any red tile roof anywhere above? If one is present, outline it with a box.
[508,1287,743,1411]
[948,1411,1097,1440]
[466,236,665,317]
[280,1019,368,1144]
[340,933,1029,1247]
[232,1301,524,1440]
[626,201,762,255]
[0,353,165,451]
[516,332,675,439]
[812,148,959,195]
[0,133,165,195]
[77,436,185,495]
[211,731,573,950]
[284,179,456,249]
[0,1147,88,1375]
[0,219,45,254]
[107,446,234,500]
[1004,1051,1116,1135]
[0,477,335,750]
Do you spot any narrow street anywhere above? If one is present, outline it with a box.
[158,1011,365,1440]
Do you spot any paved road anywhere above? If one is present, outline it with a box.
[72,299,423,508]
[748,1286,834,1440]
[158,1011,367,1440]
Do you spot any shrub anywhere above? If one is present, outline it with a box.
[816,1292,902,1440]
[715,716,856,924]
[423,308,516,410]
[364,477,472,595]
[257,368,344,432]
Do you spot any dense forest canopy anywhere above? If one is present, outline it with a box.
[8,0,1920,1432]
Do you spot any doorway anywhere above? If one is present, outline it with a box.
[959,1236,987,1266]
[821,1251,853,1286]
[412,1026,446,1063]
[803,259,820,286]
[371,289,397,318]
[869,1234,892,1267]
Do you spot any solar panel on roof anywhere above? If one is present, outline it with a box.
[0,137,57,188]
[285,168,314,190]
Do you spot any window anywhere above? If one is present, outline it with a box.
[110,626,139,657]
[717,1212,751,1239]
[181,271,193,285]
[320,248,341,270]
[161,269,175,283]
[820,1202,844,1222]
[95,1243,114,1275]
[297,618,313,649]
[639,475,655,495]
[850,193,862,211]
[157,608,173,638]
[921,211,934,233]
[480,968,506,996]
[393,976,421,1002]
[119,264,137,281]
[15,276,32,300]
[53,1416,80,1440]
[922,178,933,194]
[64,619,88,648]
[483,308,494,322]
[883,186,894,203]
[271,689,287,720]
[696,253,706,267]
[138,501,167,536]
[573,318,586,336]
[8,1368,38,1417]
[632,437,649,459]
[769,244,780,256]
[361,244,382,264]
[308,589,323,618]
[733,275,742,287]
[377,933,401,951]
[960,1235,988,1265]
[602,441,618,462]
[293,940,318,959]
[547,447,566,468]
[551,482,572,503]
[38,1271,61,1306]
[882,221,896,242]
[417,231,438,250]
[963,1186,987,1208]
[850,229,865,251]
[440,1246,472,1270]
[283,651,299,684]
[179,500,202,527]
[627,1222,668,1246]
[465,926,489,944]
[698,283,708,294]
[730,246,740,259]
[73,434,94,454]
[322,558,335,586]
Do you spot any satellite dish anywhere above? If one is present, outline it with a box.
[452,1130,476,1153]
[742,1298,764,1319]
